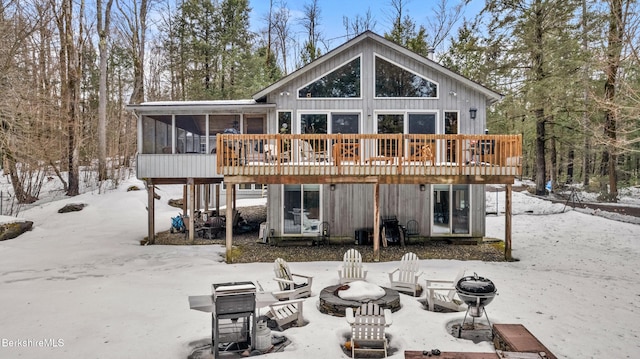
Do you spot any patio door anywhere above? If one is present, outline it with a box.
[283,184,321,235]
[444,111,458,162]
[432,184,470,235]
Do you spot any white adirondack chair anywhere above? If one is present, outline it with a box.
[267,298,305,330]
[425,268,467,312]
[338,249,367,284]
[388,252,423,296]
[273,258,313,300]
[345,302,392,358]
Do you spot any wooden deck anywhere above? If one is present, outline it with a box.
[217,134,522,184]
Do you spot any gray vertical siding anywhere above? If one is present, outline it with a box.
[265,37,493,240]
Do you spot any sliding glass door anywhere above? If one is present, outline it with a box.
[432,184,469,235]
[283,185,321,234]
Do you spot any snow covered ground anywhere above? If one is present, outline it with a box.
[0,177,639,358]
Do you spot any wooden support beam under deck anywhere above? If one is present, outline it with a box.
[505,184,513,261]
[373,183,380,261]
[147,183,155,244]
[225,184,234,263]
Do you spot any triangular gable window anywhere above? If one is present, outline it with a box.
[375,56,437,98]
[298,57,361,98]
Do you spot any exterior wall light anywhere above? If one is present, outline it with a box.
[330,184,336,191]
[419,184,426,191]
[469,107,477,120]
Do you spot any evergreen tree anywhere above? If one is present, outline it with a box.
[481,0,584,194]
[384,0,428,57]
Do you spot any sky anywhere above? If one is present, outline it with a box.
[248,0,485,53]
[1,175,639,358]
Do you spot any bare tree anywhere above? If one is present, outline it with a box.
[343,8,376,40]
[272,0,292,74]
[299,0,323,65]
[50,0,87,196]
[97,0,114,181]
[116,0,150,104]
[424,0,463,55]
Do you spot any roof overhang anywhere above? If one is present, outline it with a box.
[126,100,275,116]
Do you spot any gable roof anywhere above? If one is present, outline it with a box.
[253,30,503,104]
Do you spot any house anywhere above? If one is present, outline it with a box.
[127,31,521,261]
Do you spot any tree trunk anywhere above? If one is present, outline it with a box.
[127,0,147,104]
[549,120,557,187]
[535,110,546,195]
[567,149,574,184]
[5,151,38,204]
[602,0,625,202]
[581,0,591,187]
[532,1,547,196]
[97,0,114,181]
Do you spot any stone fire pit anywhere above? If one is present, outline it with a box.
[318,281,401,317]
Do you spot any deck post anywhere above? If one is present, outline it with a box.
[204,184,210,212]
[182,185,188,219]
[188,179,195,243]
[215,184,220,216]
[373,183,380,261]
[147,181,155,244]
[225,184,234,263]
[505,183,513,260]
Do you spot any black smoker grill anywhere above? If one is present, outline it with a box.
[211,281,256,358]
[455,273,497,338]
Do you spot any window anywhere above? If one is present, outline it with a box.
[331,114,359,134]
[375,56,438,98]
[408,113,437,134]
[377,114,404,156]
[298,57,361,98]
[444,112,458,135]
[301,114,328,134]
[278,112,292,134]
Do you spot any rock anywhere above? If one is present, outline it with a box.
[0,221,34,241]
[58,203,87,213]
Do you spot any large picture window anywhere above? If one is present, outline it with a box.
[375,56,438,98]
[298,57,361,98]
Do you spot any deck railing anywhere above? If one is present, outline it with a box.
[216,134,522,179]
